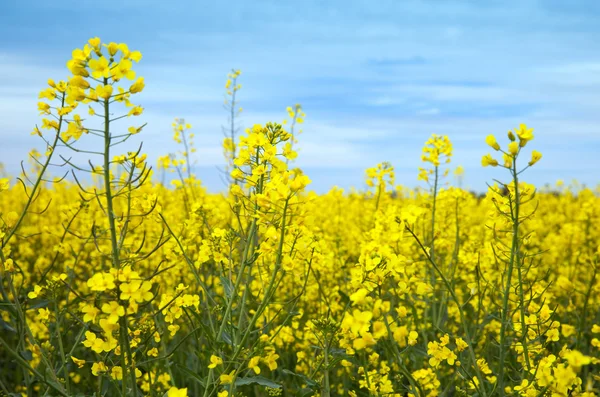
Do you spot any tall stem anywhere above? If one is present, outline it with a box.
[54,300,71,394]
[102,86,137,395]
[498,156,521,393]
[321,338,331,397]
[430,165,439,326]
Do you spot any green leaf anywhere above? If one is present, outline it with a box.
[20,349,33,361]
[234,376,281,389]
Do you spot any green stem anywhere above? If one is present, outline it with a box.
[431,165,439,327]
[102,87,137,396]
[321,338,330,397]
[498,156,523,392]
[216,218,257,342]
[53,300,71,394]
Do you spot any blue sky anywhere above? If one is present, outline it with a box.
[1,0,599,192]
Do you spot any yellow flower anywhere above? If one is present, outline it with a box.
[105,42,119,56]
[81,304,100,323]
[128,106,144,116]
[481,154,498,167]
[502,152,513,168]
[485,134,500,151]
[37,102,51,115]
[69,75,90,89]
[89,56,111,79]
[95,84,113,100]
[455,338,468,352]
[220,370,235,385]
[129,77,145,94]
[91,362,107,376]
[63,121,85,141]
[167,387,188,397]
[508,141,519,156]
[101,301,125,324]
[408,331,418,346]
[264,351,279,371]
[516,123,534,146]
[248,356,261,374]
[529,150,542,166]
[87,272,116,291]
[0,178,9,192]
[563,350,591,370]
[88,37,101,50]
[83,332,107,353]
[112,59,136,80]
[71,356,86,368]
[147,347,159,357]
[208,355,223,368]
[111,366,123,380]
[28,285,43,299]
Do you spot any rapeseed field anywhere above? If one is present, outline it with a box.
[1,38,598,397]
